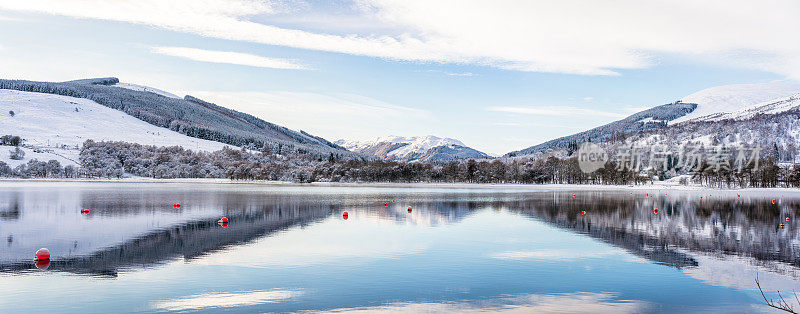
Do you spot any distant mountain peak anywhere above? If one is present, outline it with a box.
[336,135,487,162]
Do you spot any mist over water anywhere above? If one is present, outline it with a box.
[1,182,798,313]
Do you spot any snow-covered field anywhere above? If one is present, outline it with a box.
[0,89,231,167]
[673,81,800,124]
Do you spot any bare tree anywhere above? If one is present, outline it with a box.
[756,273,799,313]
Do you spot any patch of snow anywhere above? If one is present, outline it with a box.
[0,89,231,167]
[673,81,800,124]
[695,94,800,122]
[113,82,181,99]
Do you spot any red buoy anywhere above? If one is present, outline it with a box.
[581,210,586,215]
[646,193,649,197]
[737,194,740,198]
[219,221,229,228]
[653,208,659,214]
[218,217,228,224]
[34,248,50,261]
[173,203,181,208]
[573,194,576,197]
[772,199,776,204]
[385,203,389,207]
[392,200,395,203]
[80,209,90,214]
[343,212,349,219]
[407,207,412,213]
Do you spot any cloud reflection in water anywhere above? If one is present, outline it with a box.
[311,292,648,313]
[151,289,303,311]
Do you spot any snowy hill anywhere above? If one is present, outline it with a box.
[692,94,800,122]
[0,77,353,158]
[336,135,489,162]
[507,81,800,157]
[0,89,230,167]
[673,81,800,124]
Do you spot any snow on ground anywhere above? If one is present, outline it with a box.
[112,82,181,99]
[0,89,230,167]
[695,93,800,122]
[673,81,800,124]
[338,135,465,158]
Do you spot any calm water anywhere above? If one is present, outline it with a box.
[1,182,799,313]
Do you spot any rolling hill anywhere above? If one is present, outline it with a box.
[0,89,231,167]
[0,77,355,159]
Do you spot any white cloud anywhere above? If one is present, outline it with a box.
[3,0,800,78]
[151,46,307,69]
[487,106,627,118]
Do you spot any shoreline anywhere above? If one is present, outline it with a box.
[1,177,799,194]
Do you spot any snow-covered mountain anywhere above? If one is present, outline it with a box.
[0,89,231,167]
[507,81,800,157]
[673,81,800,124]
[690,93,800,122]
[336,135,490,162]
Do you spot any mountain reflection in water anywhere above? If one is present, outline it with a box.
[1,182,800,312]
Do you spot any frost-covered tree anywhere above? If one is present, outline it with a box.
[9,147,24,160]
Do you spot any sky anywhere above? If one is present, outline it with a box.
[0,0,798,155]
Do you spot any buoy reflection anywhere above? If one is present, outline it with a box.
[35,259,50,270]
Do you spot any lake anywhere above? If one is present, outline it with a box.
[1,181,798,313]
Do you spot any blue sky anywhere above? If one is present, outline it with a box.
[0,1,797,155]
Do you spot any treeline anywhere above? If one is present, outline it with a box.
[689,159,800,188]
[2,140,799,188]
[77,140,320,181]
[310,157,651,184]
[0,159,78,178]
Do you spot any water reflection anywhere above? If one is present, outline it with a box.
[2,186,800,277]
[311,292,649,313]
[506,192,800,270]
[1,183,800,312]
